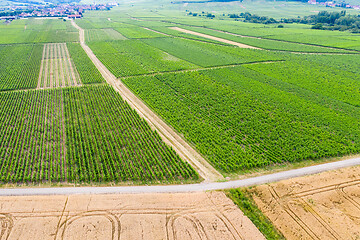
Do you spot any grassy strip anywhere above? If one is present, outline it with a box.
[226,188,285,240]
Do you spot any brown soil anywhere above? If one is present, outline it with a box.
[169,27,261,49]
[0,192,264,240]
[252,166,360,240]
[71,19,223,182]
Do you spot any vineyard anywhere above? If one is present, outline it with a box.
[142,37,286,67]
[0,19,78,44]
[37,43,81,89]
[122,66,360,172]
[176,26,354,53]
[85,28,127,42]
[114,26,165,39]
[0,85,198,183]
[0,44,43,91]
[66,43,105,84]
[88,40,198,77]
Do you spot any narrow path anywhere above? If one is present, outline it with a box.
[1,156,359,196]
[70,19,223,182]
[170,26,261,49]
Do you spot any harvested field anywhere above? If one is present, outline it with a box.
[0,192,264,239]
[37,43,81,89]
[252,166,360,239]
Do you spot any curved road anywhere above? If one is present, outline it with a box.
[1,157,359,196]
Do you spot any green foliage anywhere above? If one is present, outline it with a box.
[0,19,78,44]
[114,26,165,39]
[0,85,198,183]
[122,65,360,173]
[142,37,285,67]
[178,26,352,53]
[85,28,127,42]
[66,43,105,84]
[226,189,285,240]
[88,40,198,77]
[0,44,42,91]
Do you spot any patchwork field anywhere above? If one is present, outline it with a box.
[0,192,264,239]
[252,166,360,239]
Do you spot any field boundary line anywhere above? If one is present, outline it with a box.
[70,19,223,182]
[0,156,359,196]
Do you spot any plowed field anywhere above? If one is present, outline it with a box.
[252,166,360,239]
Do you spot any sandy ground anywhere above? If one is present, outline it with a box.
[70,19,223,182]
[169,27,261,49]
[37,43,81,89]
[252,165,360,240]
[0,192,264,240]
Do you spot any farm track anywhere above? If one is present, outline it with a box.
[71,19,223,182]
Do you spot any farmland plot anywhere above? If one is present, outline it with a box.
[0,44,42,91]
[0,85,197,184]
[252,166,360,239]
[85,28,127,42]
[37,43,81,89]
[122,66,360,173]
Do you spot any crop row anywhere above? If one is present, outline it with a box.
[0,85,198,183]
[66,43,105,84]
[122,66,360,172]
[142,37,286,67]
[88,40,198,77]
[0,44,43,91]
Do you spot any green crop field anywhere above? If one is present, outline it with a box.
[0,19,78,44]
[0,85,198,183]
[66,43,105,84]
[142,37,285,67]
[88,39,199,77]
[121,65,360,173]
[0,44,43,91]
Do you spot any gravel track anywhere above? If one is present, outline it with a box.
[1,156,359,196]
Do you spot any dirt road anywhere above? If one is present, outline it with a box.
[70,20,223,182]
[169,27,261,49]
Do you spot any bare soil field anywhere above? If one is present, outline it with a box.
[37,43,81,89]
[169,27,261,49]
[252,166,360,240]
[0,192,264,240]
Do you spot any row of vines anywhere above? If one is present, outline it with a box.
[0,44,43,91]
[0,85,198,183]
[122,66,360,173]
